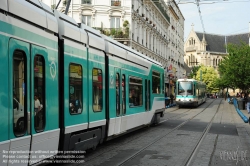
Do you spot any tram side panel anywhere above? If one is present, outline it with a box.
[0,10,10,166]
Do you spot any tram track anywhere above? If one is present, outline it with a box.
[49,99,216,166]
[82,107,194,163]
[183,99,223,166]
[116,99,218,166]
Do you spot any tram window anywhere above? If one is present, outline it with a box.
[34,55,46,132]
[13,50,27,136]
[116,73,120,116]
[129,77,143,107]
[69,63,83,115]
[152,71,160,94]
[122,74,126,114]
[93,68,103,112]
[178,81,193,95]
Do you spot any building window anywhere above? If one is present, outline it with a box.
[111,0,121,6]
[81,0,91,4]
[82,15,92,26]
[111,17,120,28]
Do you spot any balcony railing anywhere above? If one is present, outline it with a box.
[111,1,121,6]
[82,0,91,5]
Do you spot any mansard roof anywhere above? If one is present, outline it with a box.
[195,32,249,53]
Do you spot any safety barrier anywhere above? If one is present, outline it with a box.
[166,103,176,108]
[233,98,249,123]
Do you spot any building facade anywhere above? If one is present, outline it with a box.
[41,0,185,95]
[184,26,249,69]
[184,26,249,94]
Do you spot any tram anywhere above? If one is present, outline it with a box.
[0,1,165,165]
[175,79,206,107]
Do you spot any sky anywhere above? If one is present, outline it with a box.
[176,0,250,40]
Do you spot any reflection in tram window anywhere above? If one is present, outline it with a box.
[13,50,27,136]
[93,68,103,112]
[116,73,120,116]
[69,63,83,114]
[152,71,160,94]
[34,55,45,131]
[122,74,126,114]
[178,81,193,96]
[162,73,164,94]
[129,77,143,107]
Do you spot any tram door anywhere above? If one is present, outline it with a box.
[114,68,126,134]
[8,39,58,165]
[8,39,31,166]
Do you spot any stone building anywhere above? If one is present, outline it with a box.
[184,26,249,69]
[184,25,249,95]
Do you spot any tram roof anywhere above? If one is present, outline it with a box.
[177,79,206,84]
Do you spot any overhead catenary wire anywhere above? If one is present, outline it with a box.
[196,0,206,34]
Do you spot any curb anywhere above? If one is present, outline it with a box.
[166,103,177,108]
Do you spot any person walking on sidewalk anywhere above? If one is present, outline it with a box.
[170,93,174,104]
[247,93,250,114]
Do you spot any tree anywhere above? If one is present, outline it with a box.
[218,42,250,92]
[194,65,219,92]
[189,66,201,79]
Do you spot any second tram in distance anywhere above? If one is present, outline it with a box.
[175,79,206,107]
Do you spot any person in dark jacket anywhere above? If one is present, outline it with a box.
[246,93,250,114]
[170,93,174,104]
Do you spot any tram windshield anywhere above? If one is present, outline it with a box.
[178,81,193,96]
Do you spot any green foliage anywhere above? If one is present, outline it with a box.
[114,30,123,38]
[193,65,219,92]
[218,42,250,91]
[63,0,67,6]
[110,28,116,36]
[189,66,201,78]
[123,20,129,28]
[51,4,56,9]
[123,20,129,38]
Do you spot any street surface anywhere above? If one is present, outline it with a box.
[49,98,250,166]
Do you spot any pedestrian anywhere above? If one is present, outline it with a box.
[170,93,174,104]
[69,95,75,113]
[247,93,250,114]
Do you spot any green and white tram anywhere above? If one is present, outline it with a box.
[175,79,206,107]
[0,1,165,165]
